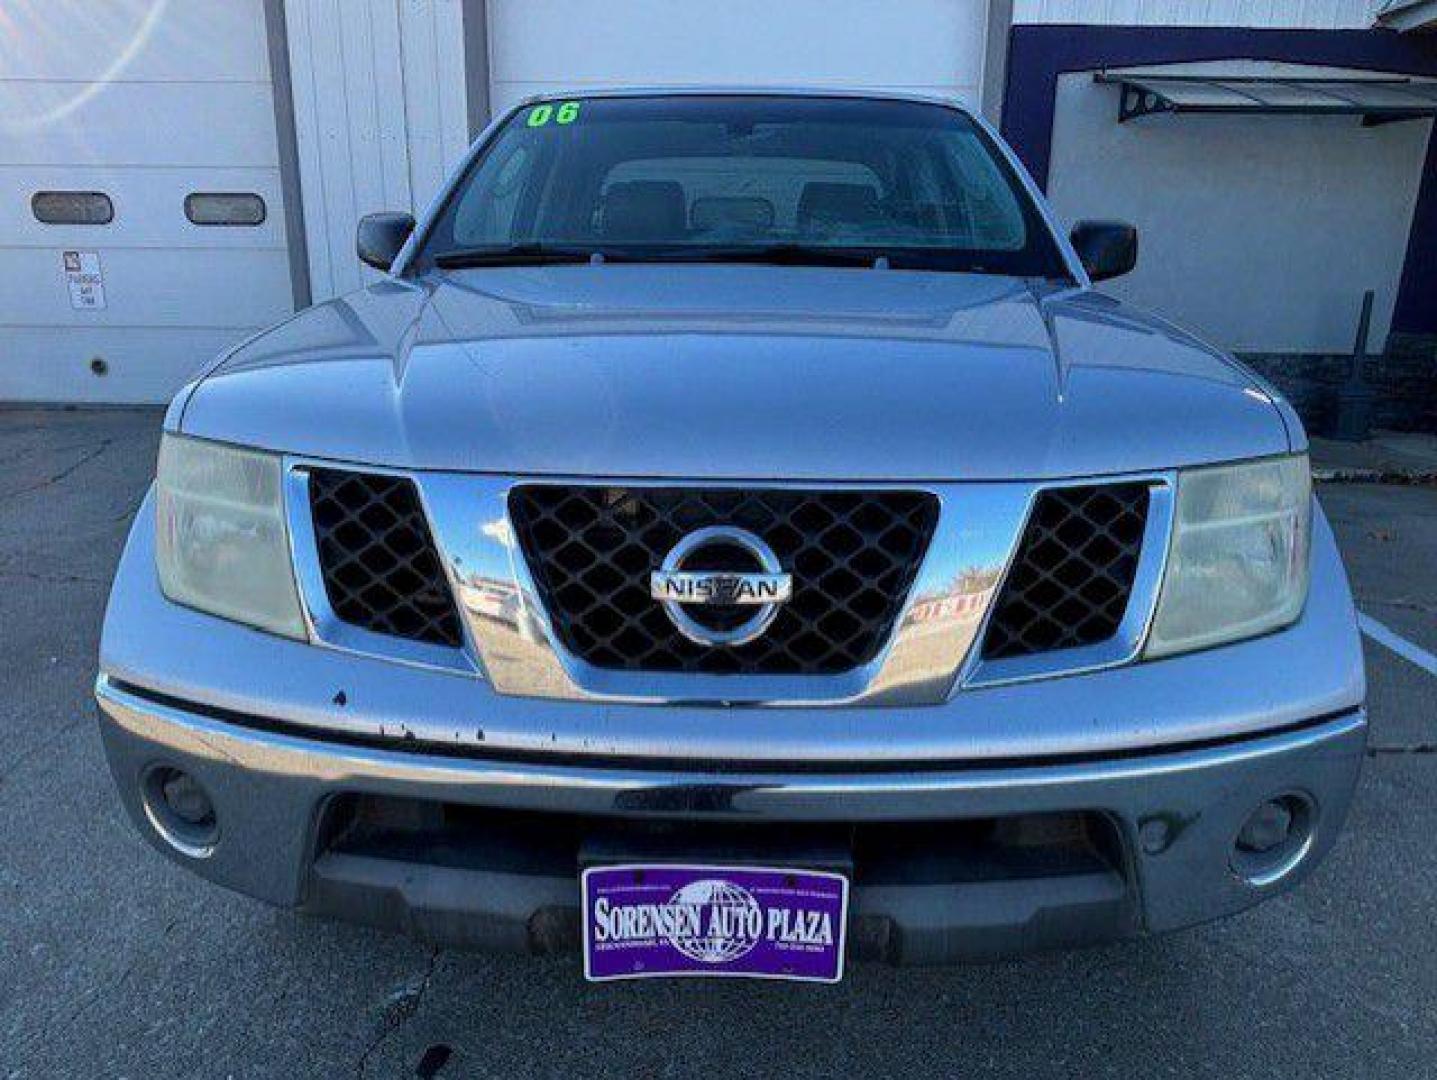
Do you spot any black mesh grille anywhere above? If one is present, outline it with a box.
[508,487,938,675]
[308,469,463,648]
[981,483,1150,660]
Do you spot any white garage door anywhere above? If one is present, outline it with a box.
[282,0,470,303]
[0,0,294,404]
[487,0,992,116]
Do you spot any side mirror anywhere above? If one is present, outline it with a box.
[1070,220,1138,283]
[356,211,416,271]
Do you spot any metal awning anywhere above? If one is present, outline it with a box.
[1097,72,1437,125]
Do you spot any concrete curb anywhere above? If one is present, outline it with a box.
[1313,468,1437,485]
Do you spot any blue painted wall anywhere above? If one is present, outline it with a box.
[1000,26,1437,338]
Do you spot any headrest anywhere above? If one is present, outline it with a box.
[691,196,776,232]
[797,182,879,231]
[600,180,686,241]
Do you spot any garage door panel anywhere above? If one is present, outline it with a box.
[284,0,470,301]
[489,0,988,112]
[0,0,270,82]
[1,166,285,250]
[400,0,472,205]
[0,81,280,168]
[0,248,291,328]
[0,326,261,404]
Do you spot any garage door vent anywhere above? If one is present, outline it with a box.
[32,191,113,225]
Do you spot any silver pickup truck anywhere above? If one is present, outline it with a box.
[97,90,1365,983]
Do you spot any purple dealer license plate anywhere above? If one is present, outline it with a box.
[582,864,849,983]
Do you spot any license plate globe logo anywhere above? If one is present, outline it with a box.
[582,865,848,983]
[621,877,763,964]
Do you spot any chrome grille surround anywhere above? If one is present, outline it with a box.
[283,464,478,675]
[962,476,1175,689]
[280,462,1176,705]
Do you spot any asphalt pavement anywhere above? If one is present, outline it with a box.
[2,407,1434,1079]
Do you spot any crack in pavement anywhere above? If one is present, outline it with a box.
[0,569,109,587]
[356,947,442,1079]
[0,439,113,503]
[45,920,176,1038]
[1359,596,1437,617]
[0,715,90,789]
[1367,744,1437,756]
[0,439,119,463]
[17,916,186,1065]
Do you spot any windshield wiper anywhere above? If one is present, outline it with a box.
[642,244,1007,273]
[650,243,883,268]
[433,242,599,268]
[433,241,1007,273]
[433,242,887,270]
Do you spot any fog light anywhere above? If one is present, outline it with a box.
[1236,800,1293,854]
[160,770,214,826]
[140,766,218,859]
[1231,792,1315,887]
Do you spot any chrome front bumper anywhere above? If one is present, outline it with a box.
[97,674,1366,961]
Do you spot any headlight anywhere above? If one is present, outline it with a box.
[1145,454,1311,659]
[155,434,307,639]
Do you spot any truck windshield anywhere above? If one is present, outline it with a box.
[419,94,1070,277]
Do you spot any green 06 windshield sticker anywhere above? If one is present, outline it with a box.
[527,101,581,127]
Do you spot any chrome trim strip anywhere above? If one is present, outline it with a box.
[95,673,1368,821]
[863,484,1030,704]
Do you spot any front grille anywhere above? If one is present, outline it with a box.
[508,487,938,675]
[981,483,1150,660]
[308,469,463,648]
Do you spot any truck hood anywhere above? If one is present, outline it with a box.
[177,265,1294,481]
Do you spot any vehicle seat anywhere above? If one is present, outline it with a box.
[599,180,687,242]
[797,182,880,234]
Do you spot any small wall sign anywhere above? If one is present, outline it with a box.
[63,250,106,310]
